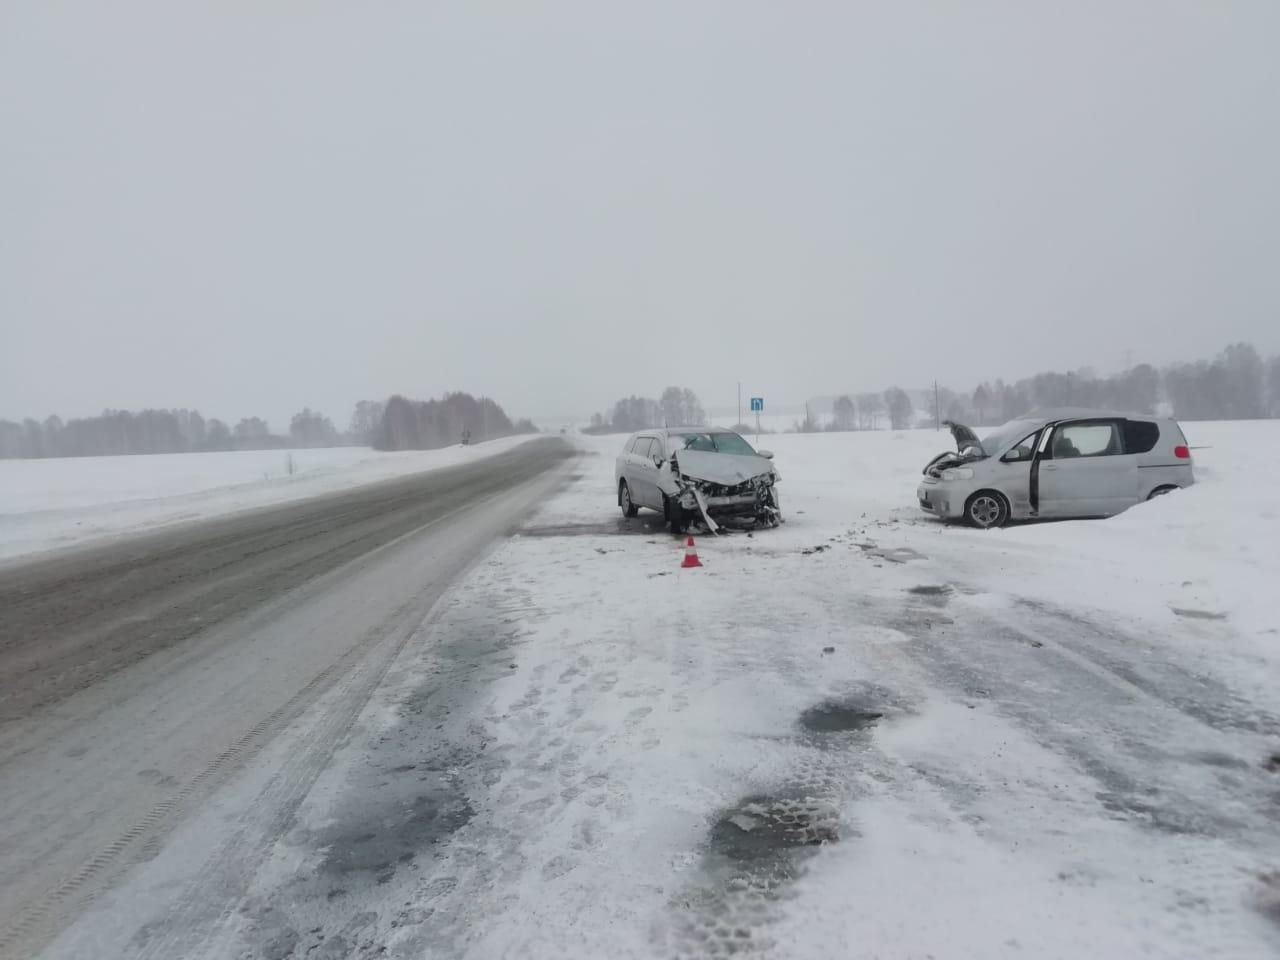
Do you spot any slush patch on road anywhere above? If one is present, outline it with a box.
[318,786,474,884]
[668,792,842,954]
[1185,750,1251,770]
[709,795,840,873]
[798,700,883,733]
[1094,790,1211,836]
[905,585,954,612]
[1252,871,1280,930]
[907,585,951,597]
[1171,607,1229,621]
[857,543,926,563]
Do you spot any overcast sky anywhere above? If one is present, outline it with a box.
[3,2,1278,427]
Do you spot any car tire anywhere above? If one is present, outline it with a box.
[619,480,639,518]
[1147,485,1179,500]
[964,490,1009,529]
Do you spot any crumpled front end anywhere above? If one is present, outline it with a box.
[658,451,782,531]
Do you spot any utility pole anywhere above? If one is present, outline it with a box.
[934,381,940,431]
[737,382,742,428]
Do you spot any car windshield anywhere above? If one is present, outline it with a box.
[978,418,1040,457]
[672,431,757,456]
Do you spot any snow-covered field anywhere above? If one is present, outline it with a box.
[110,418,1274,960]
[762,419,1278,653]
[21,421,1280,958]
[0,435,537,562]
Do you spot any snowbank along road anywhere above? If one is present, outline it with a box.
[0,434,543,562]
[0,437,573,959]
[3,425,1280,959]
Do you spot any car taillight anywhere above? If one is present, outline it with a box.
[1174,445,1190,459]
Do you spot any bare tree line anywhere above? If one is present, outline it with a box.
[0,393,536,459]
[814,341,1280,433]
[373,393,538,451]
[583,387,706,434]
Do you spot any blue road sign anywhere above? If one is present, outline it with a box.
[750,397,764,412]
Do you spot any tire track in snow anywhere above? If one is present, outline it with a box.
[871,587,1280,957]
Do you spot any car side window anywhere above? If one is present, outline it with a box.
[638,438,656,460]
[625,437,641,455]
[1051,422,1122,458]
[1001,431,1039,463]
[1122,419,1159,454]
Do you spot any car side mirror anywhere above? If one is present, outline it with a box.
[757,449,774,459]
[1001,448,1031,463]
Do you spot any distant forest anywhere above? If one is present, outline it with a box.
[808,341,1280,432]
[373,393,537,451]
[0,393,537,460]
[583,386,707,434]
[584,342,1280,437]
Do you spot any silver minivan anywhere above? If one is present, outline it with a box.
[917,408,1195,528]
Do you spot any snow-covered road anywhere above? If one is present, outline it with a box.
[0,435,540,563]
[0,440,573,959]
[18,425,1280,959]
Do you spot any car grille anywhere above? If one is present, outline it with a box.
[701,479,764,498]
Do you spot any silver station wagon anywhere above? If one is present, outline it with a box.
[917,408,1195,528]
[615,427,781,533]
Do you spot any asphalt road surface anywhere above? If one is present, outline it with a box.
[0,438,574,959]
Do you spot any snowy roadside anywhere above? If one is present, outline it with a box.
[0,434,539,562]
[742,420,1280,672]
[185,426,1279,958]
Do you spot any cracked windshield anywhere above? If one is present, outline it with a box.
[3,3,1280,959]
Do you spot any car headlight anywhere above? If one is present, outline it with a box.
[940,467,974,480]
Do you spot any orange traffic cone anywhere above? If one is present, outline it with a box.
[681,536,702,568]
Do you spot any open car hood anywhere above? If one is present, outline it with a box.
[675,450,774,485]
[943,420,981,453]
[924,422,985,477]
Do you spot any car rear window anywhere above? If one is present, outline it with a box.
[1123,420,1160,454]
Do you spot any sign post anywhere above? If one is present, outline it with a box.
[750,397,764,444]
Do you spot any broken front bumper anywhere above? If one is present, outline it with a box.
[674,479,781,530]
[683,491,759,515]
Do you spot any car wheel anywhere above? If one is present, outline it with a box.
[619,481,639,518]
[964,490,1008,529]
[1147,485,1179,500]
